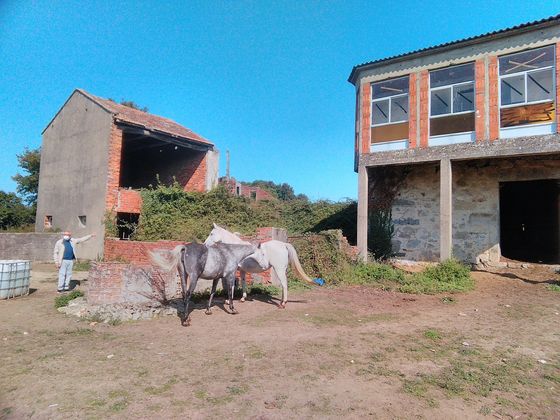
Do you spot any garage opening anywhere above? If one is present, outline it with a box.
[118,130,206,189]
[499,179,560,263]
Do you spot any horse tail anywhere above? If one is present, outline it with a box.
[285,242,315,285]
[150,245,185,273]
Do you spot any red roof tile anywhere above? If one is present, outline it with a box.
[77,89,213,146]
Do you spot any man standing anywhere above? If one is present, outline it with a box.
[53,231,95,293]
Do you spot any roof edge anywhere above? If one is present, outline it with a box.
[348,15,560,85]
[114,120,214,148]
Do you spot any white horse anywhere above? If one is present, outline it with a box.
[204,224,315,308]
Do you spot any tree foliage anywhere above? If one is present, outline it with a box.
[0,191,34,230]
[12,147,40,206]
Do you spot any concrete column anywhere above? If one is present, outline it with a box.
[357,165,369,261]
[440,158,453,261]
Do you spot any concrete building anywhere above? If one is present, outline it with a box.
[36,89,219,259]
[349,15,560,265]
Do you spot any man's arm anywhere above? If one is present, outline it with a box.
[53,241,60,267]
[73,233,96,244]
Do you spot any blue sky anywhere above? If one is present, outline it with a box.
[0,1,558,201]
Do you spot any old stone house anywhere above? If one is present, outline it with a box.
[349,15,560,265]
[35,89,219,259]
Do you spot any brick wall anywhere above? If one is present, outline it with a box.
[361,82,371,153]
[117,188,142,213]
[183,153,207,192]
[475,59,486,142]
[104,238,184,264]
[408,73,418,149]
[419,71,429,148]
[488,56,499,141]
[105,125,123,211]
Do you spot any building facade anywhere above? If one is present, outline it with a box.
[349,16,560,265]
[36,89,219,259]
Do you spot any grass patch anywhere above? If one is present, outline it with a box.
[54,290,84,308]
[424,329,442,340]
[191,284,280,303]
[63,327,94,336]
[547,283,560,292]
[144,378,178,395]
[73,260,91,271]
[441,296,456,304]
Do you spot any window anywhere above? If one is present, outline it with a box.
[499,45,556,128]
[78,215,87,227]
[429,63,475,137]
[370,76,409,145]
[44,215,52,229]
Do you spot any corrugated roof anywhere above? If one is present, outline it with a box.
[348,14,560,84]
[77,89,213,146]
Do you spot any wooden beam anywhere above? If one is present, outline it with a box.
[119,125,210,152]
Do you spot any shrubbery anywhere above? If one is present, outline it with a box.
[127,183,356,243]
[54,290,84,308]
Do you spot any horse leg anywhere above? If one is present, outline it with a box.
[206,278,219,315]
[226,275,238,314]
[223,277,231,305]
[183,273,199,326]
[273,266,289,309]
[179,268,189,326]
[240,270,247,302]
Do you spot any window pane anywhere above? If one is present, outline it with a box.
[430,63,474,88]
[501,75,525,106]
[372,100,389,125]
[372,76,409,99]
[527,69,554,102]
[431,88,451,116]
[390,96,408,122]
[453,83,474,113]
[499,45,555,75]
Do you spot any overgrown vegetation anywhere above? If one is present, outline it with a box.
[129,183,356,242]
[367,209,394,260]
[54,290,84,308]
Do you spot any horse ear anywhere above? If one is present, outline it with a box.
[257,242,262,249]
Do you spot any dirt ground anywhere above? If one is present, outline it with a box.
[1,264,559,419]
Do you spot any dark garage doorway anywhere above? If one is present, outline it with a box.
[499,179,560,263]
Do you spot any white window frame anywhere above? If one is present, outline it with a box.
[371,93,409,127]
[429,81,475,119]
[499,65,555,110]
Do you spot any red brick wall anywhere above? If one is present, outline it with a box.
[87,263,129,305]
[104,238,185,264]
[408,73,418,149]
[556,42,560,133]
[419,70,429,148]
[475,59,486,142]
[117,188,142,213]
[183,153,207,192]
[105,125,123,211]
[361,82,371,153]
[488,56,499,141]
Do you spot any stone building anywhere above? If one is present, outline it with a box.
[349,15,560,265]
[35,89,219,259]
[220,177,278,201]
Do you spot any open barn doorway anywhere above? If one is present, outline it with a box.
[499,179,560,263]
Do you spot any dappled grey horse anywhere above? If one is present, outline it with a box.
[150,242,265,326]
[205,224,316,308]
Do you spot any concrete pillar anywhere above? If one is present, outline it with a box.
[357,165,369,261]
[440,158,453,261]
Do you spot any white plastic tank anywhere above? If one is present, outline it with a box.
[0,260,31,299]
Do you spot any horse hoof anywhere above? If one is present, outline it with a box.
[231,309,239,315]
[205,310,212,315]
[278,302,286,309]
[240,297,245,303]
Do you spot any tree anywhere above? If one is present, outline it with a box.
[12,147,40,206]
[0,191,34,229]
[108,98,149,112]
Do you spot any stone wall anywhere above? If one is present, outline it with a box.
[0,233,61,261]
[387,155,560,263]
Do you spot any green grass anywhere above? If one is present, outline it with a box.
[330,259,474,295]
[424,329,442,340]
[54,290,84,308]
[191,283,280,302]
[73,260,91,271]
[547,283,560,292]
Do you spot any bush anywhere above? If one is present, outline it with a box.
[400,259,474,294]
[329,259,473,295]
[54,290,84,308]
[368,209,394,261]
